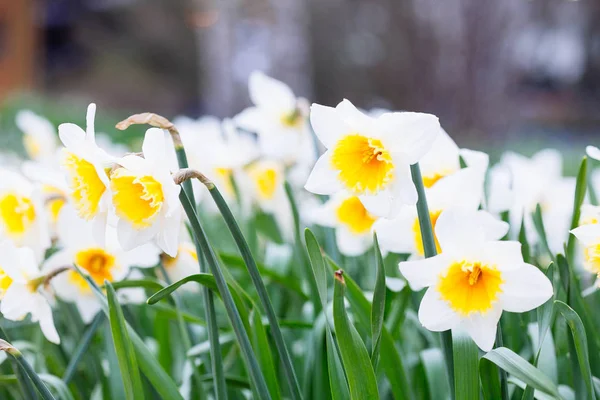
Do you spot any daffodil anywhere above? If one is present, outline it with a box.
[234,71,314,166]
[310,191,378,256]
[374,167,485,256]
[304,100,440,218]
[0,241,59,344]
[158,241,200,291]
[45,207,159,322]
[487,149,574,254]
[16,110,58,162]
[0,169,51,261]
[59,103,115,243]
[570,222,600,277]
[110,128,182,256]
[399,209,553,351]
[586,145,600,161]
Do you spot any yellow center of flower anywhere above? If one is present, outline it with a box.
[23,134,41,159]
[162,244,198,269]
[0,268,13,298]
[437,260,504,315]
[42,185,66,223]
[583,244,600,274]
[331,134,393,194]
[280,109,303,128]
[336,196,377,234]
[214,168,234,196]
[110,168,165,228]
[412,210,442,256]
[62,152,106,220]
[69,247,117,292]
[0,192,36,238]
[249,166,279,200]
[422,170,454,188]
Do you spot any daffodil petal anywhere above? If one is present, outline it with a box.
[500,264,553,313]
[461,306,502,352]
[586,145,600,161]
[58,123,86,149]
[570,224,600,247]
[249,71,296,112]
[304,151,342,195]
[399,254,448,291]
[377,112,440,164]
[142,128,166,163]
[36,297,60,344]
[418,287,460,331]
[335,228,372,257]
[482,241,524,271]
[310,104,350,148]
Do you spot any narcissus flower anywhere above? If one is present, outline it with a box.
[234,71,314,166]
[310,191,378,256]
[374,167,485,256]
[399,209,552,351]
[59,104,115,242]
[110,128,182,256]
[0,169,51,261]
[570,222,600,278]
[0,241,59,344]
[16,110,58,162]
[586,146,600,161]
[305,100,440,218]
[158,241,199,291]
[45,207,159,322]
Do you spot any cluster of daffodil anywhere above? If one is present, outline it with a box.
[0,71,599,399]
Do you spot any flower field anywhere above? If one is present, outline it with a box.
[0,72,599,400]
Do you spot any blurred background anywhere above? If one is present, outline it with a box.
[1,0,599,166]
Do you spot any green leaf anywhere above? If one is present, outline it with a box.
[483,347,560,398]
[305,228,329,311]
[108,278,165,292]
[6,349,56,400]
[250,309,281,399]
[325,327,350,400]
[555,301,596,399]
[421,348,451,400]
[532,205,555,262]
[106,281,144,400]
[333,271,379,400]
[62,313,104,383]
[370,234,386,367]
[480,358,502,400]
[75,266,185,400]
[254,210,284,244]
[452,331,479,400]
[519,217,532,263]
[567,157,588,266]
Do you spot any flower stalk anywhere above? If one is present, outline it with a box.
[410,163,455,398]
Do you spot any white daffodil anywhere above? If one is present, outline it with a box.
[59,103,115,243]
[0,169,50,261]
[22,161,69,239]
[242,159,294,241]
[586,145,600,161]
[45,207,159,323]
[399,209,552,351]
[175,116,258,208]
[110,128,182,256]
[310,191,378,256]
[374,167,485,256]
[158,241,199,291]
[234,71,314,166]
[0,241,59,344]
[16,110,58,162]
[570,222,600,279]
[488,149,574,254]
[419,128,489,190]
[304,100,440,218]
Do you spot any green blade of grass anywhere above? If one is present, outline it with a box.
[370,234,386,368]
[567,157,588,267]
[333,270,379,400]
[179,189,272,399]
[105,281,144,400]
[62,313,104,383]
[480,358,502,400]
[452,331,479,400]
[532,205,555,263]
[555,301,596,400]
[250,309,281,399]
[325,326,350,400]
[421,348,450,400]
[482,347,560,398]
[3,345,56,400]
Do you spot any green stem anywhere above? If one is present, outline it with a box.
[410,163,455,398]
[207,184,303,399]
[63,313,105,383]
[0,327,39,399]
[8,350,56,400]
[179,189,272,400]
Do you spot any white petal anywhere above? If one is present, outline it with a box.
[460,148,489,172]
[76,297,102,324]
[336,228,372,257]
[500,264,553,312]
[435,209,506,253]
[482,241,524,271]
[122,242,161,268]
[16,247,41,277]
[377,112,440,164]
[85,103,97,140]
[1,284,35,320]
[570,224,600,247]
[361,164,416,219]
[532,149,562,178]
[142,128,166,163]
[304,151,342,195]
[418,287,461,331]
[427,167,483,211]
[335,99,373,131]
[116,155,148,173]
[461,307,502,352]
[372,207,416,254]
[117,219,159,251]
[234,107,264,133]
[475,210,509,241]
[58,123,86,149]
[385,277,407,292]
[249,71,296,112]
[35,298,60,344]
[586,146,600,161]
[399,254,449,291]
[155,208,181,257]
[310,104,350,148]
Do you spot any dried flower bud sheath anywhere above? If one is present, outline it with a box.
[173,168,215,190]
[116,112,183,148]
